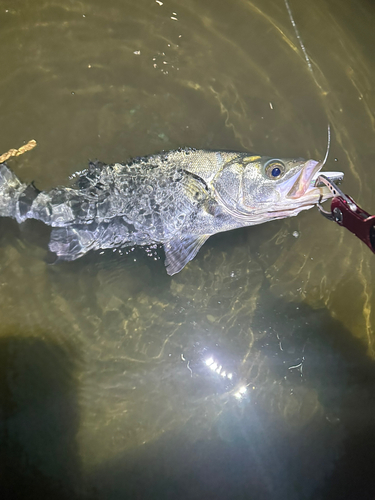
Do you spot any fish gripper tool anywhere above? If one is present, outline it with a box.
[316,174,375,254]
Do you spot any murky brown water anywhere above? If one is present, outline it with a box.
[1,0,375,499]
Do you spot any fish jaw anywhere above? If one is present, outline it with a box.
[282,160,344,206]
[286,160,323,199]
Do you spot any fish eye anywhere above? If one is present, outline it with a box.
[264,160,285,180]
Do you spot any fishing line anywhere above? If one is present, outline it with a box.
[322,124,331,167]
[283,0,326,95]
[283,0,314,76]
[283,0,330,160]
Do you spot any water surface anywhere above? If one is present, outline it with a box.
[1,0,375,499]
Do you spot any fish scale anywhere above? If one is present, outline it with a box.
[0,148,342,275]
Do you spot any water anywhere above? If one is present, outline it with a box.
[1,0,375,498]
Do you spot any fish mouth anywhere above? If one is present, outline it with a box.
[285,160,344,203]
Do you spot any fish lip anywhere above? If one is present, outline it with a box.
[280,160,345,208]
[286,160,323,199]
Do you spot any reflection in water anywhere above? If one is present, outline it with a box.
[85,298,375,500]
[1,0,375,498]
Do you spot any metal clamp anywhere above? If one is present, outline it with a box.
[316,175,375,253]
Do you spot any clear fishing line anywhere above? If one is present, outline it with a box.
[283,0,314,76]
[284,0,330,161]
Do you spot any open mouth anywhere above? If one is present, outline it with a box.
[286,160,344,201]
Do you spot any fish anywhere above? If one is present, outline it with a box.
[0,148,343,275]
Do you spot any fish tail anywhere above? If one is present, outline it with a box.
[0,163,40,223]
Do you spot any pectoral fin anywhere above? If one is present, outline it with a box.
[164,235,210,275]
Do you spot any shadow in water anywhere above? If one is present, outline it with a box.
[0,327,82,500]
[87,295,375,500]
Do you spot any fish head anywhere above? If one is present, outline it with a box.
[212,154,343,222]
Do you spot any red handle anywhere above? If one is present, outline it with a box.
[331,196,375,253]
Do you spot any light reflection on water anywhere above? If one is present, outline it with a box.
[1,0,375,499]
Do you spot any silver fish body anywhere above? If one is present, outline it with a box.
[0,148,342,274]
